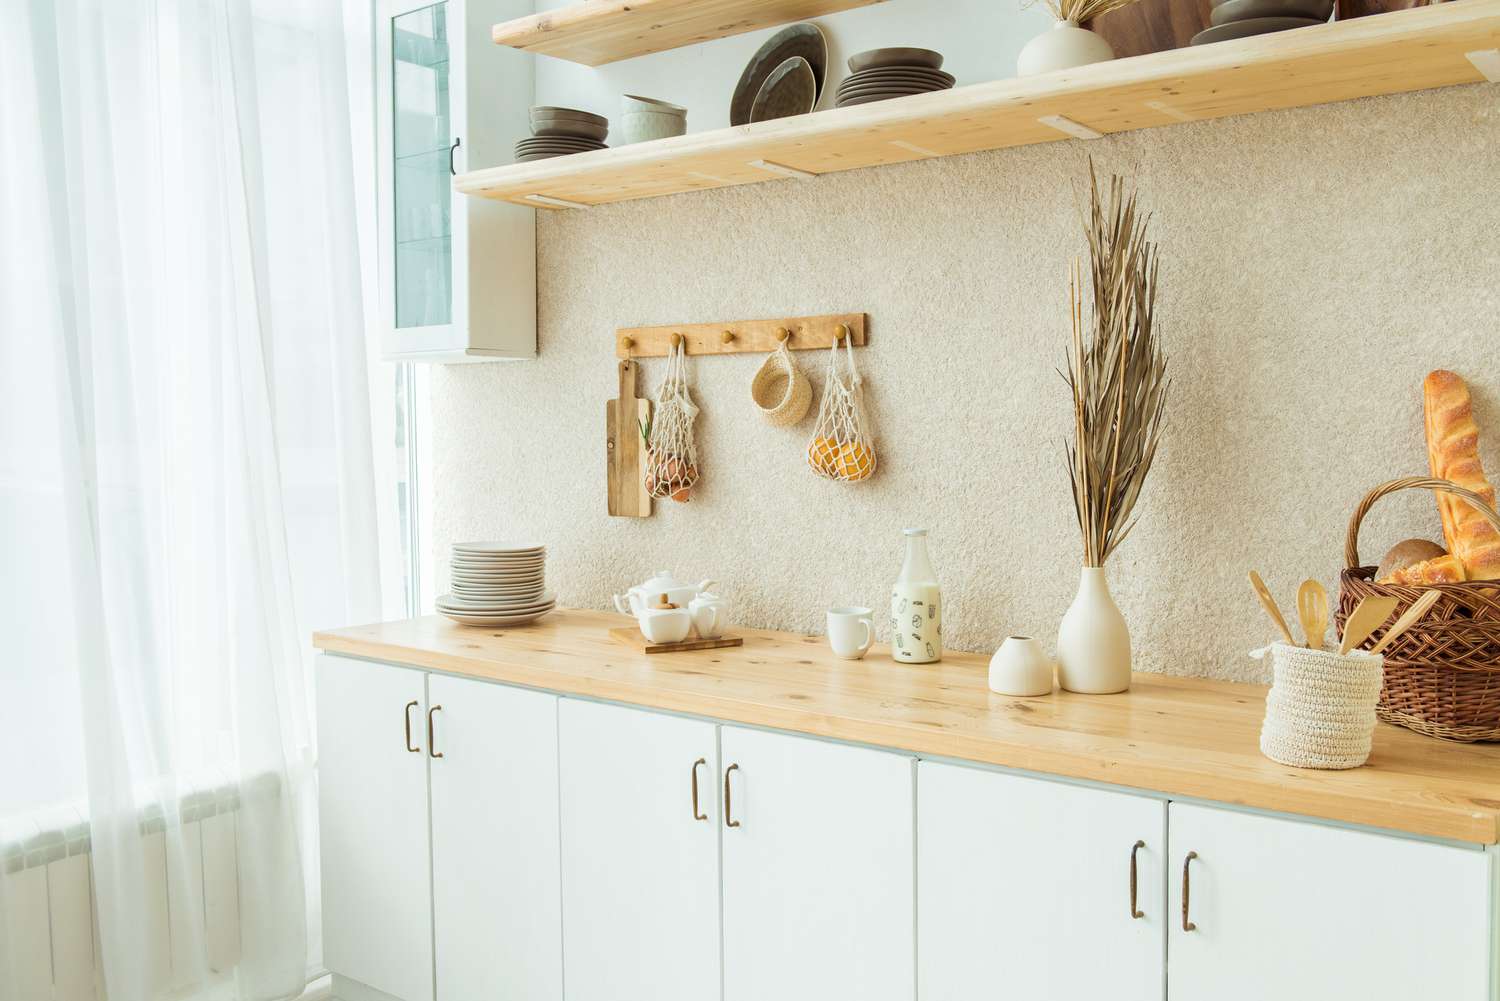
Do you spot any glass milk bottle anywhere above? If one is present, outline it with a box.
[891,528,942,663]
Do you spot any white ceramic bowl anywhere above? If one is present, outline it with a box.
[638,607,693,644]
[619,110,688,145]
[621,94,686,116]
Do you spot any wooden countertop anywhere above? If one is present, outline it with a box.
[314,609,1500,845]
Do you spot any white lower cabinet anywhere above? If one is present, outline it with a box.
[428,674,561,1001]
[559,699,721,1001]
[721,726,915,1001]
[917,761,1166,1001]
[1168,802,1491,1001]
[319,655,434,1001]
[318,656,562,1001]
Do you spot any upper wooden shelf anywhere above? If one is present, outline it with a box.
[493,0,889,66]
[315,609,1500,844]
[459,1,1500,209]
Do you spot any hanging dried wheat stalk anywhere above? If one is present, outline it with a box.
[1063,164,1170,568]
[1023,0,1141,23]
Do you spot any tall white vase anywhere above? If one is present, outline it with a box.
[1016,19,1116,77]
[1056,566,1131,693]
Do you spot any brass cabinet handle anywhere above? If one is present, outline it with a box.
[427,705,443,759]
[691,758,708,821]
[404,700,420,753]
[724,763,741,828]
[1181,851,1199,932]
[1129,840,1146,919]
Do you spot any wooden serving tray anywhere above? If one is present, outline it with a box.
[609,626,744,654]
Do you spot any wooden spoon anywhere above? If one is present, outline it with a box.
[1368,590,1442,656]
[1296,579,1329,650]
[1248,570,1297,646]
[1338,595,1401,655]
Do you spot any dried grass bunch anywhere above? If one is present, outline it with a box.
[1063,164,1170,568]
[1023,0,1141,24]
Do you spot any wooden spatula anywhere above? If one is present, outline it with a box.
[1368,590,1441,656]
[1296,579,1329,650]
[1339,595,1401,655]
[1248,571,1297,646]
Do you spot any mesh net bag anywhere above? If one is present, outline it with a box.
[806,335,875,482]
[643,341,701,502]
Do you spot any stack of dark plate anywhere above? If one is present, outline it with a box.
[516,107,608,162]
[1191,0,1333,45]
[834,48,954,108]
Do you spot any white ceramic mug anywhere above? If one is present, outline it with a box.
[827,606,875,660]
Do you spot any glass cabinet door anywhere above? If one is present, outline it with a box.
[392,3,452,329]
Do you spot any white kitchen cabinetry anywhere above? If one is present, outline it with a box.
[318,655,562,1001]
[377,0,534,362]
[318,656,434,1001]
[1168,802,1491,1001]
[559,700,721,1001]
[720,726,915,1001]
[428,674,561,1001]
[917,761,1166,1001]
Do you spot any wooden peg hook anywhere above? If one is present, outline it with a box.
[670,332,683,349]
[721,330,734,344]
[620,335,634,351]
[777,327,790,344]
[833,323,849,342]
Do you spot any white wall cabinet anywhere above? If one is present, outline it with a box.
[558,699,721,1001]
[1167,802,1491,1001]
[318,656,434,1001]
[377,0,535,362]
[917,761,1166,1001]
[720,726,915,1001]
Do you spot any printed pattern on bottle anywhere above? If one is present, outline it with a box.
[891,587,941,664]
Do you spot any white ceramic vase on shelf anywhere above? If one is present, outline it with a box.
[1056,566,1131,693]
[1017,19,1115,77]
[989,636,1055,697]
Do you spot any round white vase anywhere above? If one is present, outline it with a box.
[989,636,1055,697]
[1056,566,1132,694]
[1016,19,1116,77]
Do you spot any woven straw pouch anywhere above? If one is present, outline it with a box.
[1254,643,1384,769]
[749,343,811,426]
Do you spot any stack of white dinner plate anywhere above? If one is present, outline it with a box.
[437,542,555,626]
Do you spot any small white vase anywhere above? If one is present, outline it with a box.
[1056,566,1131,694]
[989,636,1055,697]
[1017,19,1116,77]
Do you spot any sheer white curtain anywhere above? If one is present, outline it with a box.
[0,0,391,999]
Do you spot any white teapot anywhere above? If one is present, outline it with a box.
[613,571,718,618]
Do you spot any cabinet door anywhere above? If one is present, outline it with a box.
[1169,803,1491,1001]
[721,726,914,1001]
[917,762,1165,1001]
[317,655,433,1001]
[559,700,720,1001]
[429,675,560,1001]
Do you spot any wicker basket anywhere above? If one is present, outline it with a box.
[1338,476,1500,742]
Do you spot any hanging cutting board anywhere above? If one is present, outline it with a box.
[607,360,652,518]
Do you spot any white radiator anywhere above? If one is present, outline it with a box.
[1,788,242,1001]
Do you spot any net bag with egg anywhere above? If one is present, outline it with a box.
[806,333,875,482]
[643,340,701,502]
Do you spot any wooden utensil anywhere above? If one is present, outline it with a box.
[1339,595,1401,655]
[1248,570,1297,646]
[606,360,652,518]
[1368,590,1442,656]
[1296,579,1329,650]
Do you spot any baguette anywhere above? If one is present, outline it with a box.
[1425,370,1500,581]
[1381,553,1466,586]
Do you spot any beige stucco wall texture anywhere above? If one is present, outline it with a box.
[432,84,1500,682]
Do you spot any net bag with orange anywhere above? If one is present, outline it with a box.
[643,340,700,502]
[806,334,875,482]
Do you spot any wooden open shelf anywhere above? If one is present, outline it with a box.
[492,0,889,66]
[458,1,1500,210]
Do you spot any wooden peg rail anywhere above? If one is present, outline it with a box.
[616,313,867,359]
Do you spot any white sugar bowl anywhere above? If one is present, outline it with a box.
[989,636,1055,697]
[637,598,693,644]
[688,592,729,639]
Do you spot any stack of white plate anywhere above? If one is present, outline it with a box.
[437,542,555,626]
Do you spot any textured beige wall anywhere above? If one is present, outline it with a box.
[431,85,1500,682]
